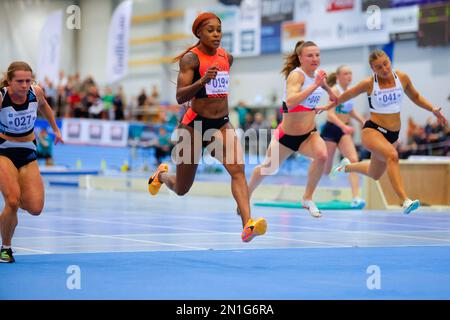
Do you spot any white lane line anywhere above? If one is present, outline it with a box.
[12,246,53,254]
[34,214,221,234]
[28,213,450,244]
[16,226,208,251]
[13,243,450,257]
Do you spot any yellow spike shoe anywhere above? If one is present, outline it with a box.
[147,163,169,196]
[241,217,267,243]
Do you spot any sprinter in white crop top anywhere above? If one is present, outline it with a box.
[248,40,337,218]
[320,65,366,209]
[317,50,447,215]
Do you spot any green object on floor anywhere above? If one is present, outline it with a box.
[254,199,364,210]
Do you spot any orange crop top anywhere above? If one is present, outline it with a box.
[190,46,230,99]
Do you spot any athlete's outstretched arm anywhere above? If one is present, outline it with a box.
[34,85,64,144]
[316,77,371,112]
[401,71,447,126]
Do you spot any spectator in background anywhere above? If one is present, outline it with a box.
[412,126,428,155]
[84,86,101,118]
[137,88,148,121]
[69,72,81,93]
[43,77,56,110]
[137,88,147,108]
[251,112,270,131]
[67,85,82,118]
[37,128,53,166]
[56,71,69,118]
[406,117,417,145]
[57,70,68,89]
[243,112,254,131]
[80,74,95,93]
[251,112,271,155]
[425,117,447,155]
[235,100,249,129]
[56,85,66,118]
[153,127,172,165]
[102,87,115,120]
[114,86,126,120]
[267,113,278,129]
[148,85,160,106]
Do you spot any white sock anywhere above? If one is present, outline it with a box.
[2,245,11,250]
[403,199,412,207]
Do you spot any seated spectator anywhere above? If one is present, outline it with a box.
[235,101,250,129]
[250,112,271,155]
[84,86,102,119]
[153,127,173,165]
[149,85,160,106]
[37,128,53,166]
[412,127,428,155]
[114,86,126,121]
[67,86,83,118]
[425,117,446,155]
[243,112,254,131]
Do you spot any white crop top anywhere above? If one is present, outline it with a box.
[368,71,404,114]
[0,87,39,137]
[282,67,325,113]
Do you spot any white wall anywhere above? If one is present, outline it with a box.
[121,0,166,103]
[78,0,112,84]
[0,0,77,76]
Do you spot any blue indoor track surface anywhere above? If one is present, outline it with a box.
[1,187,450,300]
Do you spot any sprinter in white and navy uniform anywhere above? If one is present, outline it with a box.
[320,66,366,209]
[247,41,338,218]
[0,86,39,168]
[320,50,447,215]
[0,61,63,263]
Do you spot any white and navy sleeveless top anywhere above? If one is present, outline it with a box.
[368,71,404,114]
[0,86,39,137]
[335,84,354,114]
[282,67,325,113]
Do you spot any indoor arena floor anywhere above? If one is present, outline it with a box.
[1,186,449,300]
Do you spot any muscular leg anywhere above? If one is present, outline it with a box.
[338,135,361,199]
[0,157,21,247]
[323,140,337,175]
[345,128,408,201]
[207,123,254,227]
[298,132,328,201]
[158,125,202,196]
[248,138,294,198]
[19,161,45,215]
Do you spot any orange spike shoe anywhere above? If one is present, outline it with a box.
[241,217,267,243]
[148,163,169,196]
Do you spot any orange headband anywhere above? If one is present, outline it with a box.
[192,12,221,38]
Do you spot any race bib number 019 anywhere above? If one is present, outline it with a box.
[205,71,229,95]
